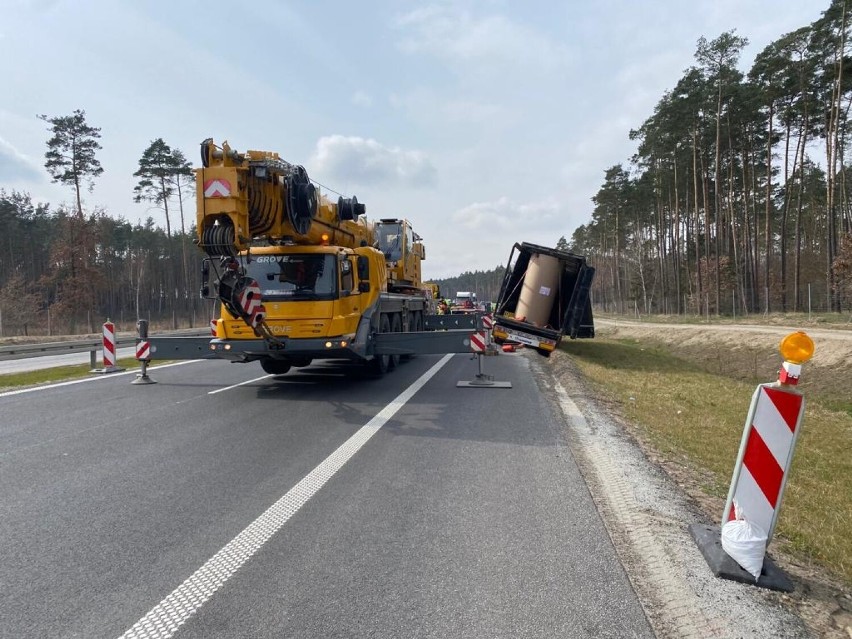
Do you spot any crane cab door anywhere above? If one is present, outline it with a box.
[333,254,362,333]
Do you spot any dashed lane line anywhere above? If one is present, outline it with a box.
[117,354,454,639]
[207,374,274,395]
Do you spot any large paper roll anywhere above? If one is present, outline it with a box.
[516,253,560,326]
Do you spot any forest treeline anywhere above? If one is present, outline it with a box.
[5,2,852,337]
[0,111,203,336]
[429,268,506,305]
[0,191,209,336]
[570,0,852,316]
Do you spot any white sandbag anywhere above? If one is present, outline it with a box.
[721,517,767,580]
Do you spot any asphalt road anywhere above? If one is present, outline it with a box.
[0,353,652,639]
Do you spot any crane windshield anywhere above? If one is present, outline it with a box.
[376,222,404,261]
[241,254,337,300]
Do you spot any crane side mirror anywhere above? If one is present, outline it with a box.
[200,259,211,298]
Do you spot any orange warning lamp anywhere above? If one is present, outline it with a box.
[779,331,814,364]
[321,233,330,245]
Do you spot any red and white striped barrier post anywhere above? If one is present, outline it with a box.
[470,331,486,355]
[135,337,150,362]
[132,318,156,385]
[481,313,497,353]
[92,319,125,374]
[103,320,117,368]
[690,331,814,591]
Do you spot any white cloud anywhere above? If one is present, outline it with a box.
[425,195,569,277]
[311,135,437,187]
[394,4,573,77]
[0,136,42,182]
[351,90,373,108]
[390,89,507,126]
[452,196,562,233]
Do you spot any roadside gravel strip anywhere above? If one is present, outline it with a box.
[531,353,810,639]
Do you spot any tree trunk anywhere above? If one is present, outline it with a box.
[693,130,702,315]
[764,103,774,314]
[780,118,793,312]
[714,81,723,315]
[673,149,682,314]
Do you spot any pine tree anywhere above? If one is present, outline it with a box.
[133,138,193,238]
[39,109,104,219]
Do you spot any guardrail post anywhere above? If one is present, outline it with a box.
[132,319,157,385]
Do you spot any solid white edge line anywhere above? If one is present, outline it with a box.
[208,374,274,395]
[118,353,454,639]
[0,360,201,399]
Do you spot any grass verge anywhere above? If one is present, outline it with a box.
[0,357,144,390]
[559,337,852,587]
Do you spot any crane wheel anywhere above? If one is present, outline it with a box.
[260,359,292,375]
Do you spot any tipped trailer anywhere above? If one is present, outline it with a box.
[492,242,594,356]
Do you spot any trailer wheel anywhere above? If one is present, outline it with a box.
[260,359,292,375]
[389,314,402,369]
[368,314,392,376]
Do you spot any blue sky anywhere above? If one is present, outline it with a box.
[0,0,827,278]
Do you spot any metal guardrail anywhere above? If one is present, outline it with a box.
[0,329,210,366]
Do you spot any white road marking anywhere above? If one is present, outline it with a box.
[117,354,454,639]
[208,374,274,395]
[0,361,199,399]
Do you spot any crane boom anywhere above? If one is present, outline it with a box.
[196,139,370,256]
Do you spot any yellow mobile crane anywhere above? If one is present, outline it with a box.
[188,139,466,375]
